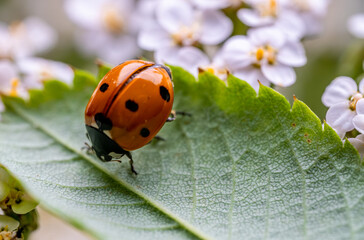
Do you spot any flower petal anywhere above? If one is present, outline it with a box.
[17,58,74,86]
[356,99,364,115]
[193,0,231,9]
[199,10,233,45]
[64,0,104,29]
[233,66,270,92]
[237,8,275,27]
[248,27,285,49]
[157,0,194,33]
[176,47,210,77]
[138,22,172,51]
[154,47,181,66]
[277,41,307,67]
[275,10,305,40]
[97,35,141,65]
[333,128,346,139]
[22,17,57,54]
[348,13,364,39]
[299,12,323,36]
[0,215,19,232]
[326,102,356,133]
[221,36,253,71]
[353,114,364,134]
[358,77,364,94]
[0,60,18,90]
[321,76,358,107]
[348,137,364,158]
[261,63,296,87]
[0,23,11,59]
[75,31,140,64]
[11,17,57,59]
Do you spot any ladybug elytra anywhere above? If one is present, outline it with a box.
[85,60,174,174]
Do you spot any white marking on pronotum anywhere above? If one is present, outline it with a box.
[103,130,112,138]
[109,152,123,159]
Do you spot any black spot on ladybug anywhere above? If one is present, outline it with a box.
[160,86,170,102]
[95,113,113,131]
[125,100,138,112]
[140,128,150,138]
[100,83,109,92]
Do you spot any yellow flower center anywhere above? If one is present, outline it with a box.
[258,0,278,17]
[349,93,363,111]
[40,70,52,81]
[201,65,229,81]
[292,0,310,12]
[9,78,19,97]
[256,48,264,61]
[8,21,25,36]
[102,6,124,34]
[171,24,200,46]
[205,67,215,74]
[254,45,277,65]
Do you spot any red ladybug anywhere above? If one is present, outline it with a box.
[85,60,174,174]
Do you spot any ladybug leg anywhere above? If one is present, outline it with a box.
[147,136,165,145]
[175,111,192,117]
[110,159,122,163]
[166,110,192,122]
[82,142,94,154]
[125,151,138,175]
[154,136,166,141]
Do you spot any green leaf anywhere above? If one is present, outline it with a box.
[0,66,363,240]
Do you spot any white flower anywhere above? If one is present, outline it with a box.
[64,0,140,64]
[221,27,306,91]
[348,134,364,158]
[0,60,28,119]
[0,60,26,98]
[155,46,230,81]
[237,0,305,40]
[347,13,364,39]
[321,76,364,107]
[199,54,230,81]
[154,46,208,75]
[353,99,364,134]
[138,0,233,63]
[284,0,330,36]
[136,0,159,21]
[17,58,74,89]
[0,17,56,60]
[192,0,242,9]
[322,77,364,137]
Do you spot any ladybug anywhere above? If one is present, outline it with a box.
[85,60,175,175]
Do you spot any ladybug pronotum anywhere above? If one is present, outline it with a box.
[85,60,174,174]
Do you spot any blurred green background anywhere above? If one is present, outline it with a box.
[0,0,363,120]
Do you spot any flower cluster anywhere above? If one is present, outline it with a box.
[0,166,38,239]
[322,11,364,156]
[0,18,74,119]
[64,0,141,65]
[63,0,330,90]
[134,0,330,91]
[322,75,364,157]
